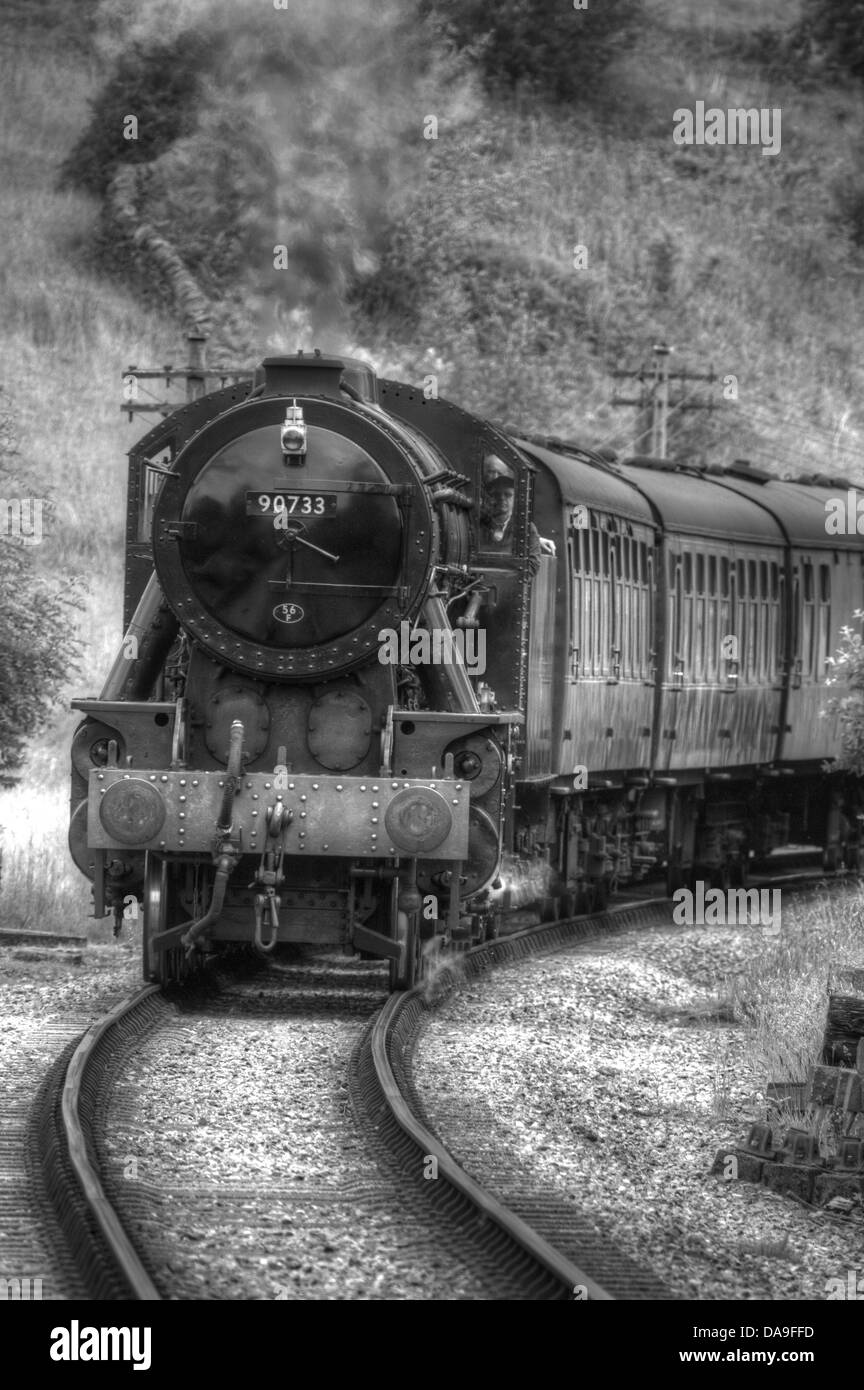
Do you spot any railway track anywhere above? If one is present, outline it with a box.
[29,873,852,1301]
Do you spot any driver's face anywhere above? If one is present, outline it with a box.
[488,483,515,526]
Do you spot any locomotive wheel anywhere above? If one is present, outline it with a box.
[665,854,686,897]
[540,895,558,923]
[389,908,420,991]
[581,880,608,914]
[559,892,578,921]
[822,846,840,873]
[142,853,187,986]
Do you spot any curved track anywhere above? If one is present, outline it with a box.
[33,875,838,1301]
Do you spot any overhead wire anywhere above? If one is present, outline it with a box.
[589,380,708,457]
[734,401,864,464]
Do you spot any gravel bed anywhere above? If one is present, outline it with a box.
[0,941,141,1299]
[100,953,498,1300]
[411,921,864,1301]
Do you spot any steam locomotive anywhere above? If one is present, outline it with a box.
[69,350,863,986]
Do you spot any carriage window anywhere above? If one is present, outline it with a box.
[571,522,631,680]
[693,553,707,681]
[764,560,780,682]
[720,558,730,597]
[757,559,769,679]
[746,560,757,681]
[680,553,693,677]
[803,561,813,603]
[636,540,652,679]
[819,563,832,671]
[801,561,815,678]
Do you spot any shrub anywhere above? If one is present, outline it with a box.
[833,177,864,250]
[422,0,642,103]
[58,31,212,196]
[789,0,864,82]
[823,612,864,774]
[0,410,83,784]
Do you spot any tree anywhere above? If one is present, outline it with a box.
[790,0,864,82]
[0,412,83,785]
[422,0,642,104]
[58,31,210,196]
[823,611,864,776]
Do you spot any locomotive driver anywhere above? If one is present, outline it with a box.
[480,454,554,577]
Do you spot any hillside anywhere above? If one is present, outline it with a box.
[60,0,864,473]
[0,20,185,935]
[2,0,864,936]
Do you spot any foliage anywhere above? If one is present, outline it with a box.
[143,106,278,297]
[823,612,864,775]
[0,411,84,784]
[832,178,864,251]
[422,0,642,103]
[58,31,211,195]
[788,0,864,82]
[730,884,864,1095]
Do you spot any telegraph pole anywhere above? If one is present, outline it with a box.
[121,330,250,421]
[652,343,671,458]
[611,343,719,460]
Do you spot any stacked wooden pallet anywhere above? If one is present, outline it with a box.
[712,964,864,1208]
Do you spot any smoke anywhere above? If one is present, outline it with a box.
[94,0,478,356]
[418,936,465,1003]
[488,853,560,910]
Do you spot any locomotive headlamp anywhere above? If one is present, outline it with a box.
[99,778,166,846]
[384,788,453,854]
[280,400,307,461]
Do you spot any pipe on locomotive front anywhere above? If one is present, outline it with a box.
[100,574,180,701]
[422,595,481,714]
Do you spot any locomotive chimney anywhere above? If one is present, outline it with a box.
[257,350,378,403]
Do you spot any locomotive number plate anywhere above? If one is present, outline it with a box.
[247,492,336,516]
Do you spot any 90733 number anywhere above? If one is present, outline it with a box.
[246,492,336,516]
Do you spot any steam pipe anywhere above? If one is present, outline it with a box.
[422,595,481,714]
[180,854,234,952]
[218,720,245,830]
[100,574,179,700]
[182,721,245,952]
